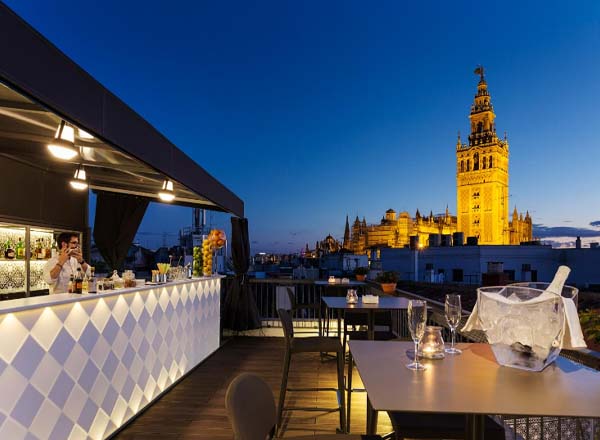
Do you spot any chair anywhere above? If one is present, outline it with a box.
[226,372,383,440]
[286,287,322,336]
[277,308,346,434]
[387,412,506,440]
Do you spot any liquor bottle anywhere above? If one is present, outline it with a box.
[16,238,24,259]
[75,268,83,294]
[89,267,97,293]
[37,239,44,259]
[44,238,51,258]
[68,274,75,293]
[51,239,58,259]
[82,274,89,294]
[4,239,15,259]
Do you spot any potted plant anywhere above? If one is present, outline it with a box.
[354,266,369,281]
[375,270,399,294]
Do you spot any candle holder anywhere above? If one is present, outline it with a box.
[419,326,445,359]
[346,289,358,304]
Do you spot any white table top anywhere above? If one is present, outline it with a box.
[322,296,409,310]
[314,280,366,286]
[0,276,224,314]
[349,340,600,418]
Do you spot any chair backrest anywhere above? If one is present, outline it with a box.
[277,308,294,342]
[226,373,277,440]
[286,287,297,310]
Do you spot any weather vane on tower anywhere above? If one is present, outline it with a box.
[474,65,485,81]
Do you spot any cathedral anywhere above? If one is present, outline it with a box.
[344,67,533,254]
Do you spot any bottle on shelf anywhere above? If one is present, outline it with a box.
[75,268,83,294]
[37,239,44,259]
[82,273,89,294]
[16,237,25,259]
[51,239,58,259]
[89,267,97,293]
[68,274,75,293]
[44,237,52,259]
[4,239,15,259]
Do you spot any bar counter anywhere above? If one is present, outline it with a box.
[0,276,222,439]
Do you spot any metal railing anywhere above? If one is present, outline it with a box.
[249,278,322,328]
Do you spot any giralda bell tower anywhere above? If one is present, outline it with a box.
[456,66,509,244]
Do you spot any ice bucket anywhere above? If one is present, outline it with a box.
[477,283,578,372]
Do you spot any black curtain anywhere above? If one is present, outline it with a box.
[93,191,149,270]
[222,217,261,331]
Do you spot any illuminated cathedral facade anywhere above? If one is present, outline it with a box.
[344,67,532,253]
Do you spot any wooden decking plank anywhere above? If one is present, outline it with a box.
[114,337,392,439]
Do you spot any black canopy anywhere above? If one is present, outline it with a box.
[93,191,149,270]
[222,217,260,331]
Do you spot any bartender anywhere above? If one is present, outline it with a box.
[43,232,90,294]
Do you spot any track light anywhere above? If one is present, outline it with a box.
[158,179,175,202]
[70,164,88,190]
[48,120,78,160]
[78,128,94,140]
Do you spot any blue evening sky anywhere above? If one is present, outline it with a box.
[6,0,600,252]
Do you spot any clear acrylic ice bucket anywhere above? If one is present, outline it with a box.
[477,284,578,372]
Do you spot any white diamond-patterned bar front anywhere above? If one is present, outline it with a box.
[0,278,221,440]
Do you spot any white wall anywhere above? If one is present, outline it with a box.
[381,245,600,286]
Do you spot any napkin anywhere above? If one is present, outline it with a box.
[462,266,586,349]
[362,295,379,304]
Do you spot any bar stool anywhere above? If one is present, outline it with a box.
[226,372,383,440]
[277,308,346,434]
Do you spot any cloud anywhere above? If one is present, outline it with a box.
[533,225,600,238]
[590,220,600,227]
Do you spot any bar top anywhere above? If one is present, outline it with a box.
[0,275,224,315]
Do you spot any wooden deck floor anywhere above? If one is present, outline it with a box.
[114,336,393,439]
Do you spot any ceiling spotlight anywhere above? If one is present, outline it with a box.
[69,164,88,190]
[48,120,78,160]
[158,179,175,202]
[78,128,94,140]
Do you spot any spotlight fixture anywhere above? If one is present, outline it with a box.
[158,179,175,202]
[69,164,88,190]
[78,128,94,140]
[48,120,78,160]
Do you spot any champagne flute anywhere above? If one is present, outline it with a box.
[444,294,462,354]
[406,300,427,370]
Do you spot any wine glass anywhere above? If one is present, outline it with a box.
[444,294,462,354]
[406,300,427,370]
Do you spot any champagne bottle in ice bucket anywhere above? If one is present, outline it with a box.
[475,266,574,372]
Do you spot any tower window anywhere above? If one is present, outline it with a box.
[477,122,483,133]
[473,153,479,170]
[460,160,464,172]
[467,160,470,171]
[489,156,493,168]
[482,157,487,169]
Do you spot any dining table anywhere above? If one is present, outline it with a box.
[314,281,366,336]
[322,295,410,340]
[349,340,600,439]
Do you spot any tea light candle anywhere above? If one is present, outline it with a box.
[420,326,445,359]
[328,276,336,284]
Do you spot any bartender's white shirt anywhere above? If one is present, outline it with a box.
[43,256,90,294]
